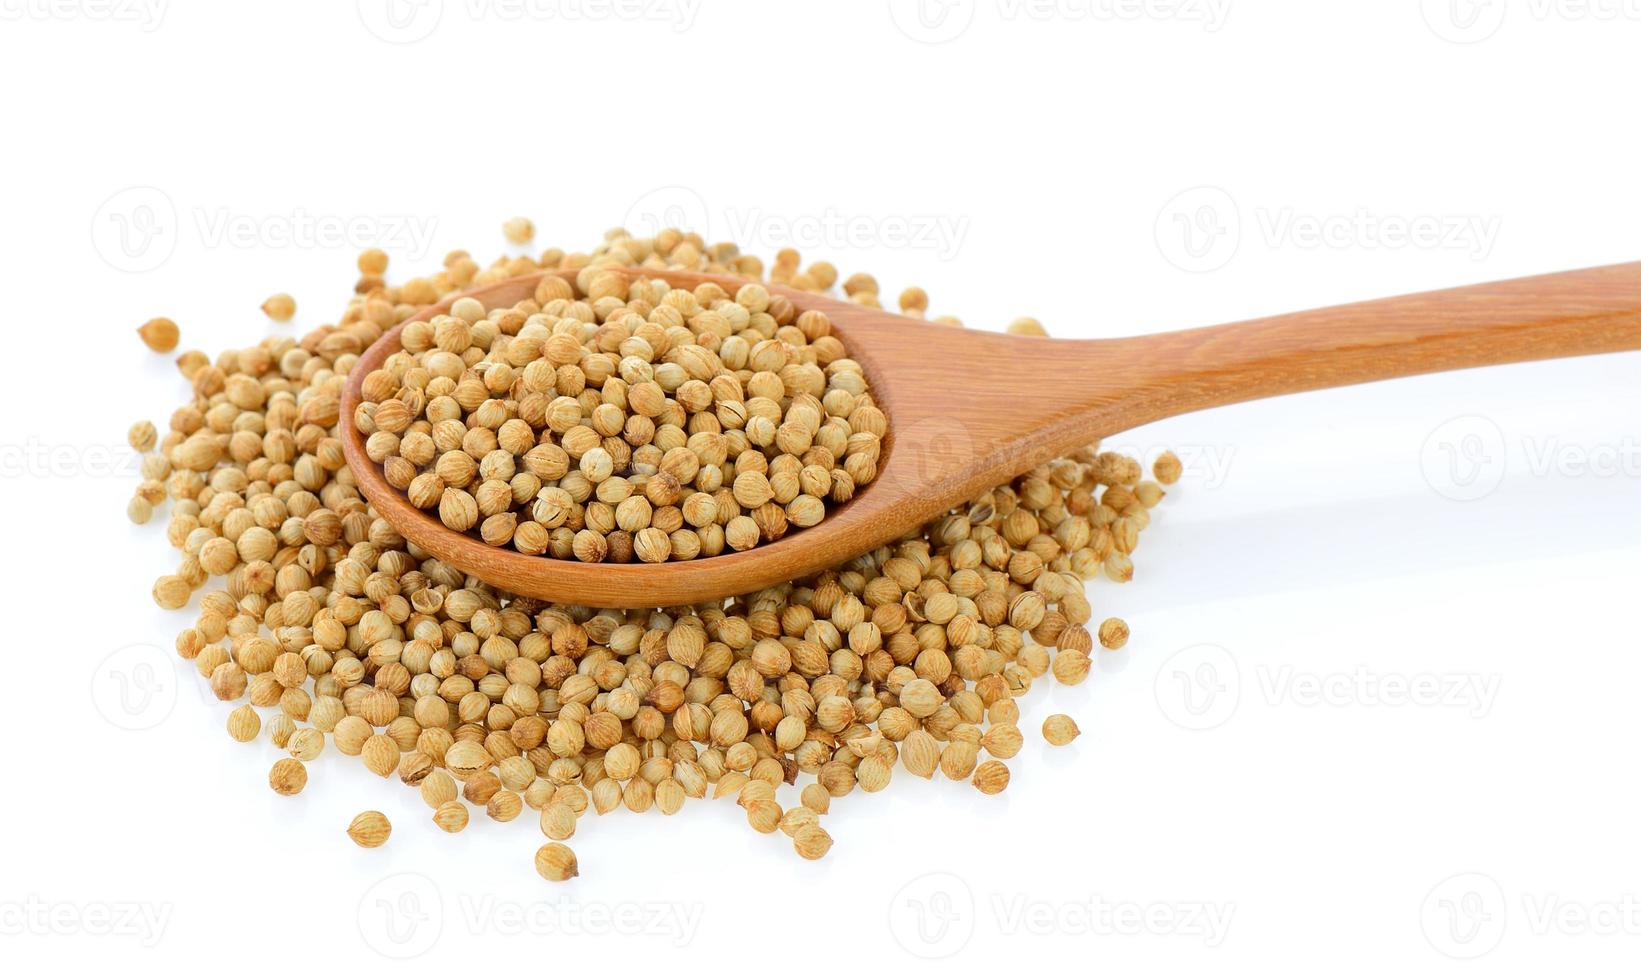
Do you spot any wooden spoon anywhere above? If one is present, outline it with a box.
[341,261,1641,607]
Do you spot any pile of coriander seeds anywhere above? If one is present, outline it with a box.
[129,225,1178,880]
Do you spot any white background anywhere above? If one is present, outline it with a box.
[2,0,1639,975]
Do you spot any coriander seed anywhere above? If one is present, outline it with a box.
[137,317,179,352]
[269,758,307,796]
[357,248,388,276]
[1153,450,1183,484]
[226,704,260,742]
[260,293,296,322]
[534,842,579,882]
[127,496,154,525]
[980,723,1023,759]
[540,802,577,840]
[347,811,392,848]
[151,574,190,610]
[432,801,469,833]
[793,825,833,860]
[503,216,535,244]
[1051,650,1092,685]
[1098,617,1130,650]
[1042,714,1081,746]
[128,420,157,452]
[972,760,1010,795]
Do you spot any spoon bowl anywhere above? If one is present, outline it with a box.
[341,261,1641,606]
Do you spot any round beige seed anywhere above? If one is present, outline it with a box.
[972,760,1010,795]
[1153,450,1183,484]
[793,825,833,860]
[540,802,577,840]
[268,758,307,796]
[534,842,579,881]
[226,704,260,742]
[128,420,157,452]
[347,811,392,848]
[1042,714,1081,746]
[137,317,179,352]
[503,216,535,244]
[432,801,469,833]
[260,293,296,322]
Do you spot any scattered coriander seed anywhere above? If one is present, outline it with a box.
[1153,450,1183,485]
[347,811,392,848]
[420,770,458,809]
[899,679,944,719]
[174,349,208,379]
[502,216,535,244]
[972,760,1011,795]
[432,801,469,833]
[265,713,296,749]
[357,248,388,276]
[1006,316,1047,337]
[778,806,819,838]
[655,778,686,815]
[137,317,179,353]
[151,574,190,609]
[800,783,831,814]
[857,756,892,792]
[1134,480,1165,508]
[128,420,157,452]
[487,790,523,823]
[1097,617,1130,650]
[361,733,400,776]
[127,496,154,525]
[980,723,1023,759]
[793,825,833,860]
[534,842,579,882]
[940,741,979,780]
[288,727,325,761]
[260,293,296,322]
[746,799,783,834]
[902,730,939,779]
[540,802,577,840]
[1052,650,1092,685]
[269,758,307,796]
[226,704,260,742]
[1042,714,1081,746]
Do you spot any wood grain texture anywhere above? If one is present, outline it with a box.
[340,261,1641,606]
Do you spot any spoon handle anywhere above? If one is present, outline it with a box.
[1101,261,1641,429]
